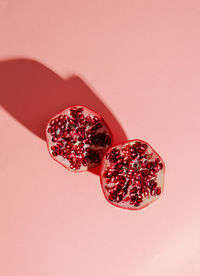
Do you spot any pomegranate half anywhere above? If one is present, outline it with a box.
[100,139,165,210]
[46,105,112,172]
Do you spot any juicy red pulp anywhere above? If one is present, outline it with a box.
[101,141,164,209]
[47,106,112,171]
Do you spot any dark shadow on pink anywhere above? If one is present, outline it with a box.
[0,58,127,175]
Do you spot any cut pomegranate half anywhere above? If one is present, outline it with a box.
[100,139,165,210]
[46,105,112,172]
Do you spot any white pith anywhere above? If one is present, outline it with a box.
[46,106,112,172]
[101,140,165,210]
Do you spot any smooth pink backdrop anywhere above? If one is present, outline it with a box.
[0,1,200,276]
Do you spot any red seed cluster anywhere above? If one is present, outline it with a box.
[104,141,163,207]
[47,107,111,170]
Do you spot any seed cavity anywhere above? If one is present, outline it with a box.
[104,142,163,207]
[48,107,112,170]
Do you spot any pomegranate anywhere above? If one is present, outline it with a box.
[100,139,165,210]
[46,105,112,172]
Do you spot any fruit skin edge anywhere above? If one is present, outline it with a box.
[100,139,166,211]
[45,105,113,173]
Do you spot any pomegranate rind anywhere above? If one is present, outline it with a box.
[46,105,113,172]
[100,139,165,210]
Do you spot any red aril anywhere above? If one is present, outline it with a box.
[100,139,165,210]
[46,105,112,172]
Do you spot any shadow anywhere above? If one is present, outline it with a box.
[0,58,127,175]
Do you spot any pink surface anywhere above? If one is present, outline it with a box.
[0,1,200,275]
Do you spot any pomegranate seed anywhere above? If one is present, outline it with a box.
[108,194,114,201]
[147,163,151,169]
[50,119,55,125]
[151,184,157,190]
[113,186,118,192]
[114,176,120,183]
[110,176,115,183]
[130,187,137,193]
[116,195,121,202]
[130,198,136,205]
[79,114,85,120]
[69,119,74,125]
[156,187,161,195]
[134,180,140,185]
[153,166,159,172]
[127,174,133,179]
[150,189,156,196]
[138,148,145,153]
[119,179,126,185]
[106,153,111,159]
[137,172,142,177]
[77,107,83,113]
[57,141,63,147]
[117,190,125,196]
[70,107,77,112]
[108,187,115,193]
[149,170,155,176]
[135,142,141,147]
[93,116,99,122]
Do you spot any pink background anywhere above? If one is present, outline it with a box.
[0,1,200,275]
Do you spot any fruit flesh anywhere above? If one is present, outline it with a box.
[46,105,112,172]
[100,139,165,210]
